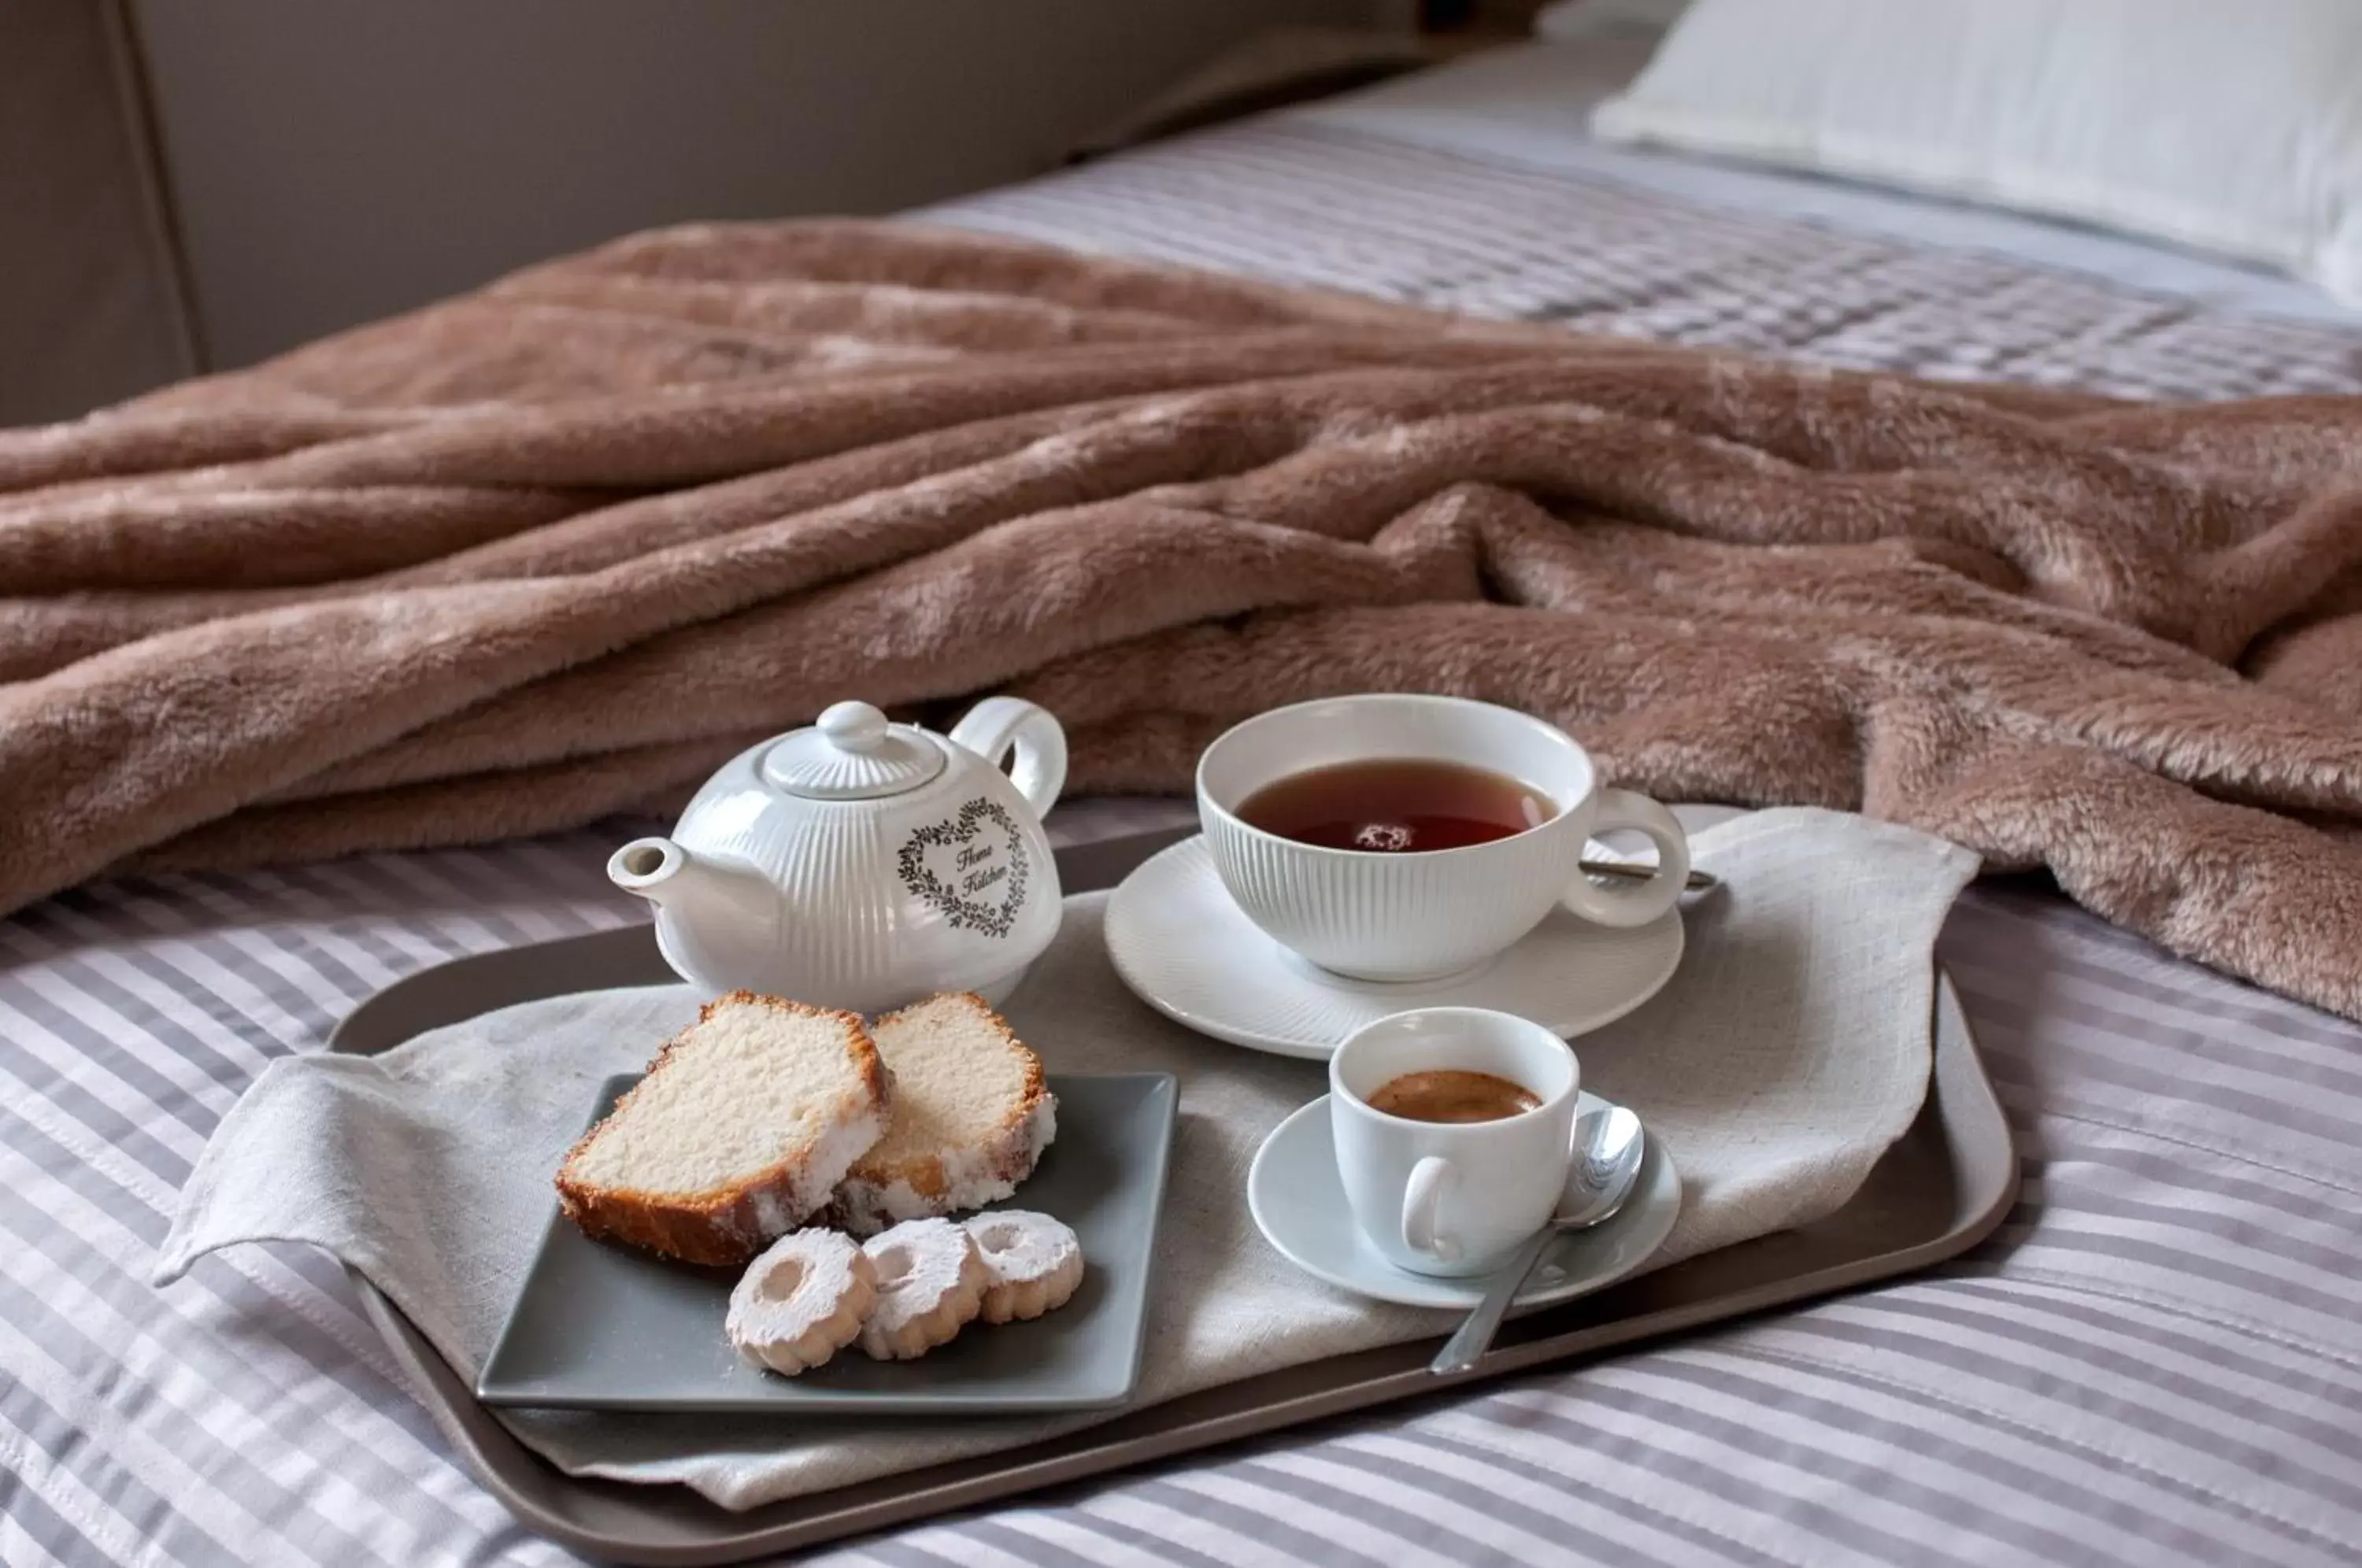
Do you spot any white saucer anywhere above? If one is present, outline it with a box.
[1246,1093,1683,1309]
[1104,835,1683,1060]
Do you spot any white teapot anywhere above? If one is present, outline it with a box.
[609,697,1066,1015]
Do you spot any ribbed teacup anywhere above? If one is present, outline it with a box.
[1196,694,1689,982]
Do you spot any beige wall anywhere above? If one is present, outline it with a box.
[1,0,194,423]
[131,0,1389,371]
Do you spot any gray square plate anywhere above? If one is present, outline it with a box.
[476,1071,1177,1414]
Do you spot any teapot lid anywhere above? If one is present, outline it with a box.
[761,701,946,800]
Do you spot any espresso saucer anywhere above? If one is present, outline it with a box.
[1104,835,1683,1060]
[1246,1093,1682,1309]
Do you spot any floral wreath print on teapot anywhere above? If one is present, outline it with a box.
[895,795,1031,940]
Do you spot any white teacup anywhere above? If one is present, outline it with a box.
[1330,1008,1579,1277]
[1197,694,1690,982]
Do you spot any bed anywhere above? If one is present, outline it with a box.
[9,38,2361,1568]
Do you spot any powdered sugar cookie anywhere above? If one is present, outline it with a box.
[857,1217,987,1360]
[725,1229,876,1375]
[963,1210,1084,1324]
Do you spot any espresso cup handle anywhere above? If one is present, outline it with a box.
[1401,1155,1461,1264]
[1562,790,1691,930]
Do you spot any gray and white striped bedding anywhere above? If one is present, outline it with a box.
[10,113,2362,1566]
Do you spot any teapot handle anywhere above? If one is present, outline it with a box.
[948,698,1067,819]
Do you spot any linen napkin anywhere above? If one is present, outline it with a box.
[154,807,1976,1511]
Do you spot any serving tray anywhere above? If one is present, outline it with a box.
[329,818,2017,1566]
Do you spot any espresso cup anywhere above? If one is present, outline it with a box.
[1197,694,1690,982]
[1330,1008,1579,1276]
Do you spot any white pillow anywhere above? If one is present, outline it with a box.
[1591,0,2362,306]
[1534,0,1691,43]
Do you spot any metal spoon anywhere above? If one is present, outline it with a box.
[1581,858,1719,893]
[1429,1105,1646,1377]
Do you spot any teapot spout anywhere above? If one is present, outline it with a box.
[609,837,771,918]
[608,837,780,994]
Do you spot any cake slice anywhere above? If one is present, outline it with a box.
[828,992,1057,1235]
[556,992,891,1266]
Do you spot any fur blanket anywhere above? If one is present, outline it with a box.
[9,220,2362,1015]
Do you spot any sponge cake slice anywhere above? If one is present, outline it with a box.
[557,992,890,1265]
[829,993,1056,1235]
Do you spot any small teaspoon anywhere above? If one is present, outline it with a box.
[1429,1105,1646,1377]
[1581,858,1719,893]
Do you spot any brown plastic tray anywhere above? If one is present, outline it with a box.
[329,820,2017,1566]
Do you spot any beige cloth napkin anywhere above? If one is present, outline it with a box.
[154,807,1975,1510]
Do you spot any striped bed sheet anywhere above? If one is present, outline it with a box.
[9,115,2362,1567]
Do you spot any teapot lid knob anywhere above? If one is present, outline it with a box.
[762,700,946,800]
[818,701,890,753]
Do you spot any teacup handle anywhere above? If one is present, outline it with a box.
[949,697,1068,818]
[1563,790,1691,930]
[1401,1156,1461,1264]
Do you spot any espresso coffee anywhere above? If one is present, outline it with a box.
[1235,759,1551,853]
[1366,1069,1541,1124]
